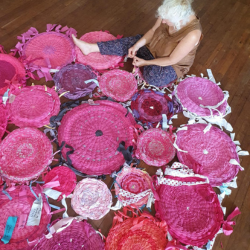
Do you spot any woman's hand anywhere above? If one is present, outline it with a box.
[128,45,140,58]
[132,56,148,67]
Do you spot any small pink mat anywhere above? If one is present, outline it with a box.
[71,178,112,220]
[153,163,224,247]
[33,219,104,250]
[176,123,240,186]
[0,127,53,183]
[99,69,137,102]
[15,25,76,81]
[0,49,26,95]
[176,77,227,117]
[135,128,176,167]
[7,85,60,128]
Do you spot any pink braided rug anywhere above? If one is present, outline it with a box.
[53,63,98,100]
[75,31,123,70]
[131,89,171,126]
[99,69,137,102]
[15,25,76,81]
[115,166,152,207]
[58,100,136,175]
[175,77,227,117]
[135,128,176,167]
[7,85,60,128]
[176,123,240,186]
[33,219,104,250]
[106,209,168,250]
[0,46,26,95]
[0,127,53,183]
[0,185,51,250]
[153,163,224,247]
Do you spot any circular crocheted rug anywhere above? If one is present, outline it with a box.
[135,128,176,167]
[175,77,227,117]
[33,219,104,250]
[23,32,75,69]
[115,166,152,207]
[75,31,123,70]
[0,104,7,141]
[131,89,171,125]
[106,210,168,250]
[53,63,98,100]
[58,100,136,175]
[176,123,240,186]
[0,52,26,95]
[0,127,53,183]
[7,85,60,128]
[43,166,77,200]
[15,25,76,81]
[0,185,51,250]
[71,178,113,220]
[99,69,137,102]
[153,163,224,247]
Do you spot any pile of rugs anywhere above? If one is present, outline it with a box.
[0,24,248,250]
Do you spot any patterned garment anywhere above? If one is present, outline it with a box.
[97,35,177,87]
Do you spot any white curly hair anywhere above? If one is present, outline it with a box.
[157,0,195,30]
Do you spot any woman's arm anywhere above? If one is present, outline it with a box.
[128,18,162,58]
[133,29,202,66]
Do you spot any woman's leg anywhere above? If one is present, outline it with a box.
[143,64,177,87]
[72,35,100,55]
[97,34,142,56]
[72,34,142,56]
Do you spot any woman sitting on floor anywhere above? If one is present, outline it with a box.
[73,0,202,88]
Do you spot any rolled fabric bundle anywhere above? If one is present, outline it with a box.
[71,178,113,220]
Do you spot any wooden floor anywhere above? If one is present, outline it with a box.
[1,0,250,249]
